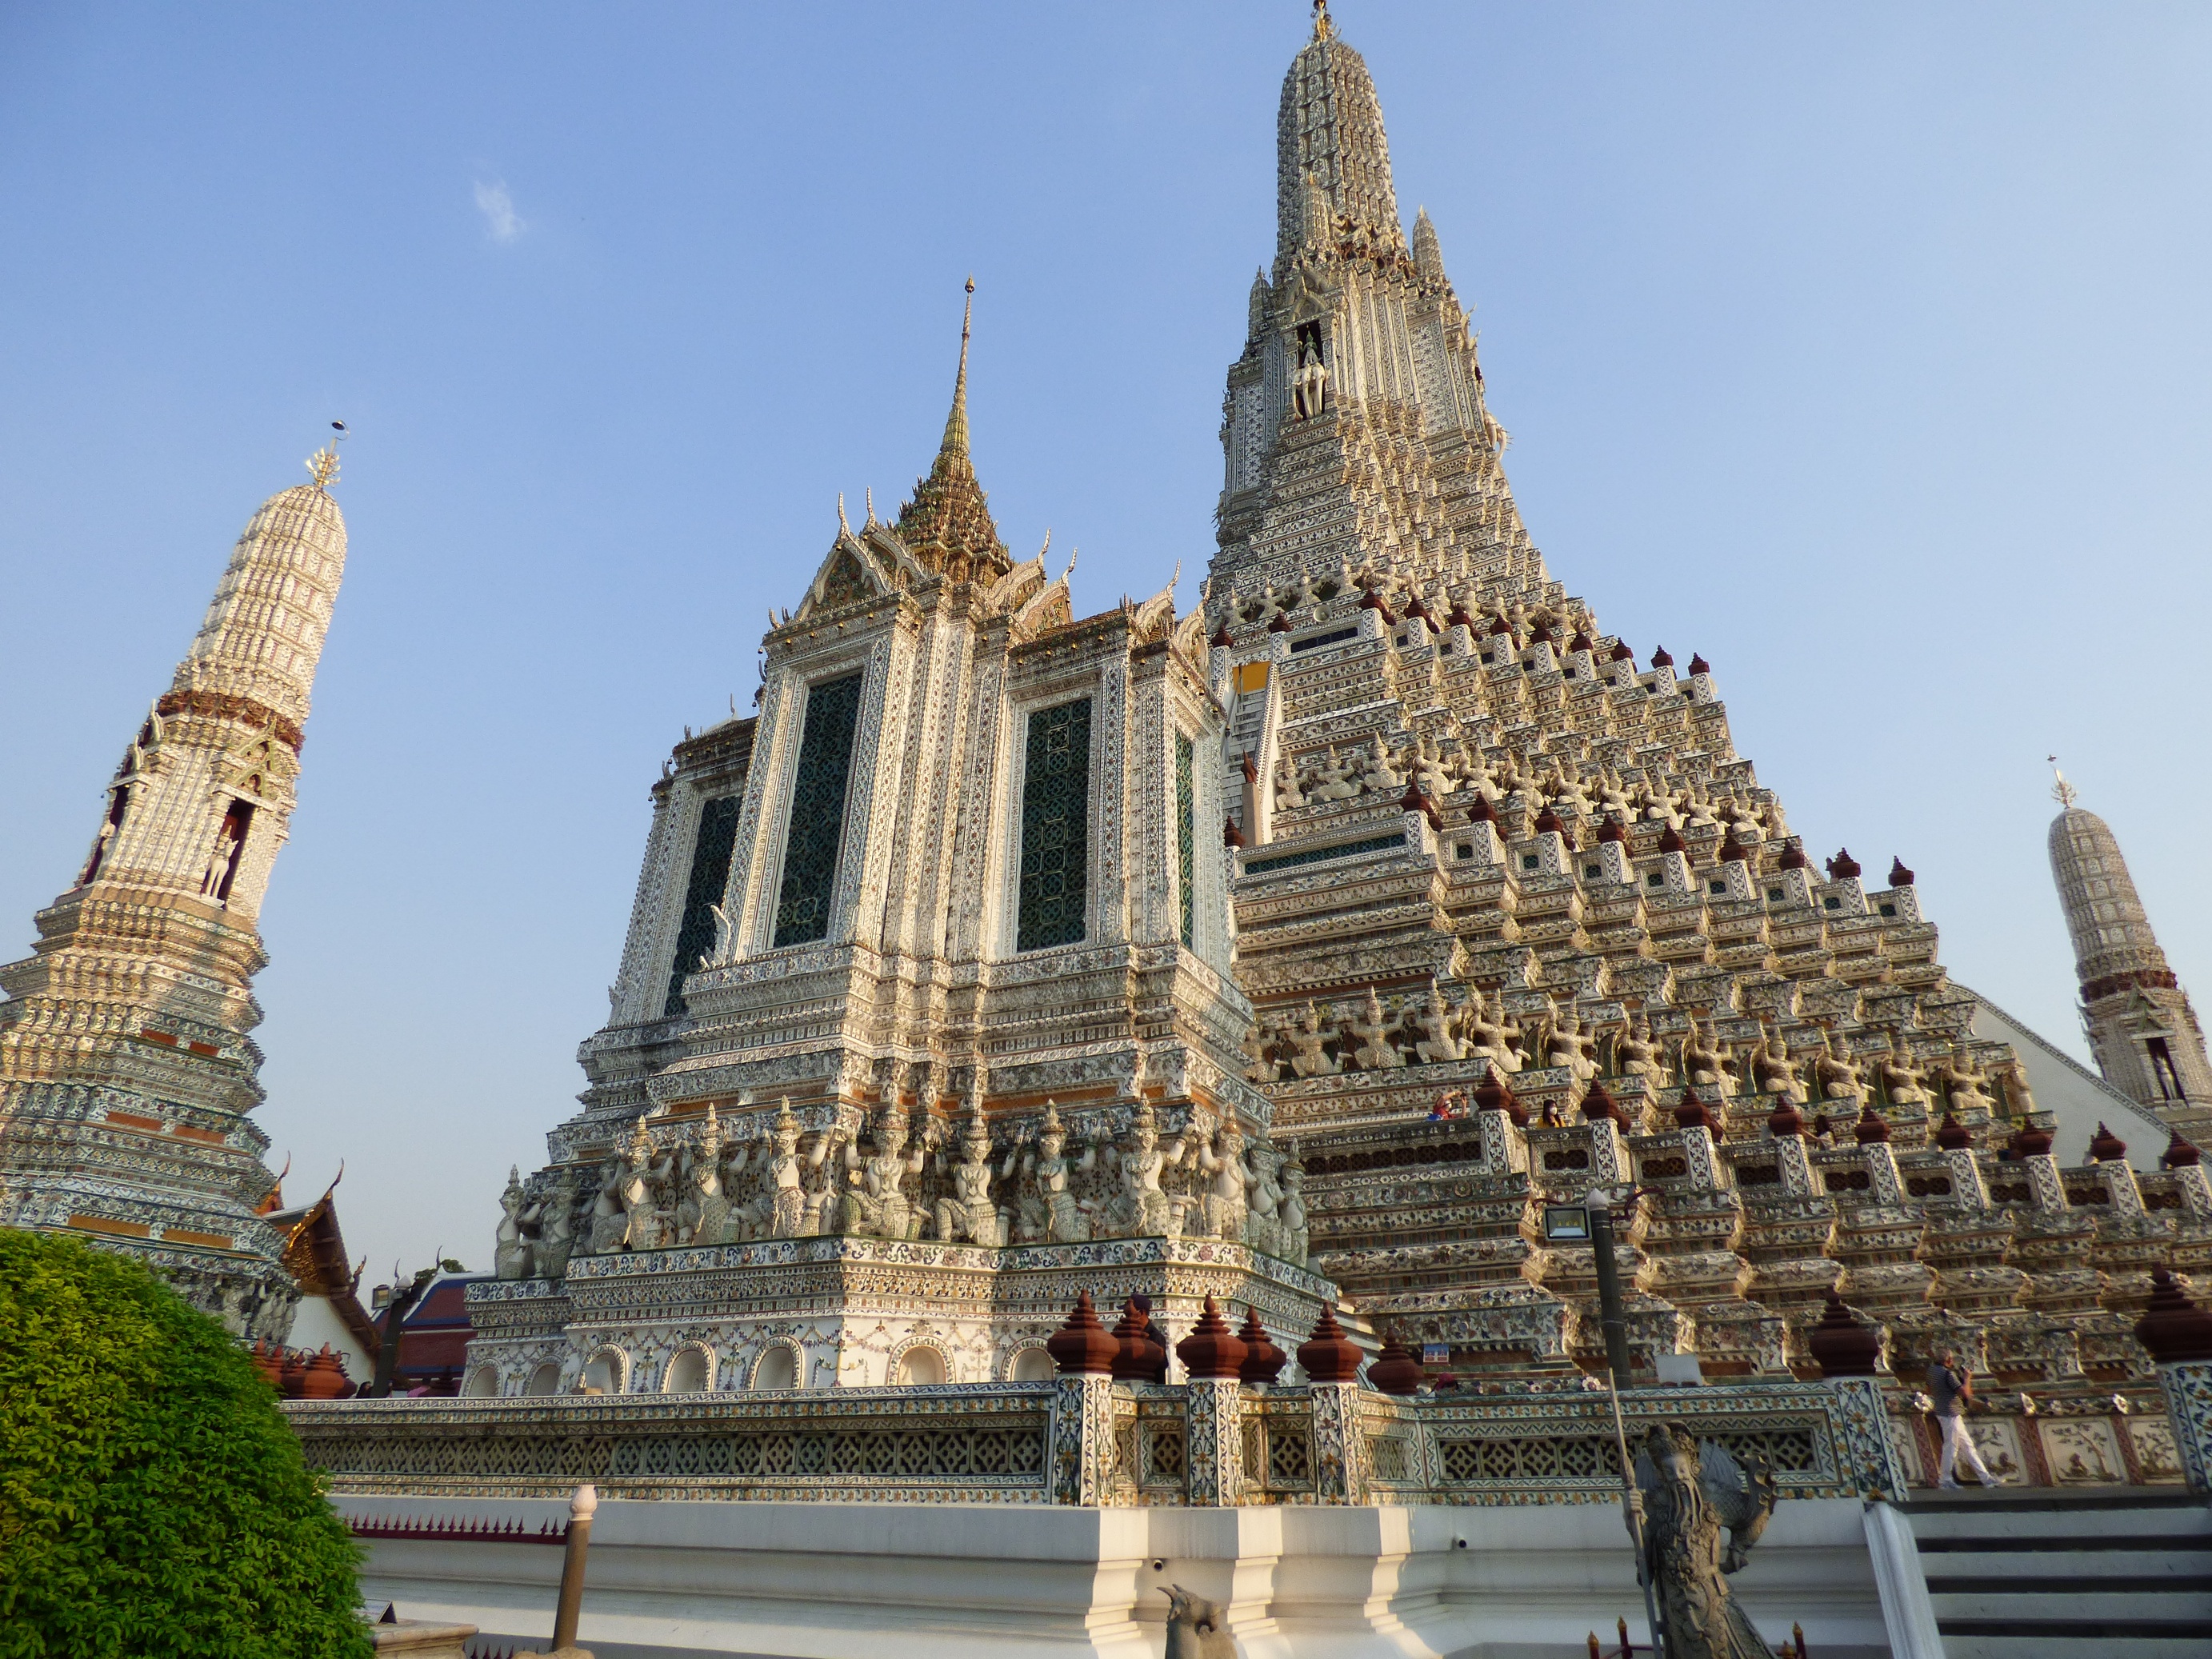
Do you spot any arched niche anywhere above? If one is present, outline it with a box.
[894,1345,947,1386]
[751,1344,799,1391]
[664,1345,713,1394]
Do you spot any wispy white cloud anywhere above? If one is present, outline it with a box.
[474,178,524,244]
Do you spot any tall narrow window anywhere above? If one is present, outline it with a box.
[664,795,742,1017]
[203,800,254,903]
[2148,1036,2186,1101]
[773,671,865,948]
[78,786,130,886]
[1176,732,1196,949]
[1017,698,1092,953]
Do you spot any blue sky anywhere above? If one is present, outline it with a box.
[4,3,2209,1281]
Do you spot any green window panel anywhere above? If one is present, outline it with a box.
[1176,732,1196,949]
[664,795,742,1017]
[773,671,865,949]
[1017,698,1092,953]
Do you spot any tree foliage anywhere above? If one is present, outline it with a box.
[0,1228,370,1659]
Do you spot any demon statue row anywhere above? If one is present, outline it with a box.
[496,1093,1311,1281]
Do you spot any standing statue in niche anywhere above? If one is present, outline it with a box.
[1460,986,1523,1075]
[1877,1030,1933,1109]
[1099,1100,1188,1239]
[586,1127,647,1254]
[534,1170,578,1279]
[1628,1425,1779,1659]
[1936,1047,1998,1115]
[1413,982,1464,1064]
[1292,334,1329,420]
[1347,987,1406,1070]
[1614,1015,1668,1085]
[676,1104,730,1245]
[1811,1028,1864,1105]
[494,1165,535,1280]
[729,1097,825,1240]
[1278,1148,1310,1267]
[1016,1101,1094,1244]
[934,1099,1009,1247]
[842,1103,931,1241]
[1680,1018,1739,1097]
[1189,1116,1250,1243]
[616,1121,676,1252]
[1243,1137,1287,1259]
[1286,1001,1341,1077]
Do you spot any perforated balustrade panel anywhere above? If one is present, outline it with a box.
[1176,732,1196,947]
[773,672,865,948]
[290,1399,1054,1505]
[1017,698,1092,953]
[664,796,742,1017]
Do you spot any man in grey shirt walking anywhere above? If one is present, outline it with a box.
[1930,1349,1996,1488]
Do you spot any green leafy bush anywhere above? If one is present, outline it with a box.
[0,1228,370,1659]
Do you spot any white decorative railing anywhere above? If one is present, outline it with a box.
[287,1375,1902,1508]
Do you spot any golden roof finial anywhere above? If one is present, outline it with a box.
[939,276,975,459]
[2050,756,2078,808]
[307,419,346,491]
[1314,0,1334,41]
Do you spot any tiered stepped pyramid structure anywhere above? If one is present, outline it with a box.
[1199,10,2212,1410]
[0,449,348,1339]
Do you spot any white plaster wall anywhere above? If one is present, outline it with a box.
[286,1294,374,1381]
[342,1494,1887,1659]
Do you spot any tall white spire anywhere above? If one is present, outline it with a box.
[0,451,352,1340]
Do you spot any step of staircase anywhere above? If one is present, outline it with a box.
[1905,1486,2212,1659]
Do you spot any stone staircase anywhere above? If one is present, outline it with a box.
[1906,1486,2212,1658]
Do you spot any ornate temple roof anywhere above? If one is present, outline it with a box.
[894,278,1011,583]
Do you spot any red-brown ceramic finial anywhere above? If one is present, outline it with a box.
[1047,1290,1120,1376]
[1175,1296,1249,1381]
[1298,1304,1365,1384]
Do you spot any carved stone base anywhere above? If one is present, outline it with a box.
[462,1236,1338,1397]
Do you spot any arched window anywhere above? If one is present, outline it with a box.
[1009,1346,1055,1382]
[581,1349,625,1394]
[462,1363,499,1397]
[665,1346,711,1393]
[752,1345,798,1391]
[895,1346,947,1386]
[523,1361,562,1397]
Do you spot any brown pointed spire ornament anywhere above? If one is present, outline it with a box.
[2134,1267,2212,1363]
[1934,1111,1972,1151]
[1473,1064,1527,1127]
[1298,1304,1365,1383]
[1852,1102,1891,1145]
[1047,1290,1119,1376]
[1175,1296,1248,1381]
[1366,1332,1423,1396]
[1806,1290,1882,1377]
[1673,1087,1717,1133]
[2089,1122,2129,1163]
[1238,1309,1286,1385]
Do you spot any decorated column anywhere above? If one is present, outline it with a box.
[1299,1305,1370,1505]
[1177,1297,1248,1505]
[1046,1292,1121,1506]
